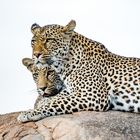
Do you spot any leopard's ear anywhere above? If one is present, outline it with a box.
[22,58,34,72]
[64,20,76,32]
[31,23,41,35]
[62,20,76,39]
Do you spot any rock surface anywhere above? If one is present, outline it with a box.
[0,111,140,140]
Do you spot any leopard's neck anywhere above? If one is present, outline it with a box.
[53,32,108,81]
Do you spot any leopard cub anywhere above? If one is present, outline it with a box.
[22,58,65,108]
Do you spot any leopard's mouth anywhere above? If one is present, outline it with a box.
[42,93,50,97]
[42,90,59,97]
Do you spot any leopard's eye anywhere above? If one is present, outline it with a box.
[46,39,55,47]
[31,39,35,47]
[31,36,36,47]
[46,38,57,43]
[33,73,38,79]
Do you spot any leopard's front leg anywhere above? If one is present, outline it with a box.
[18,91,110,123]
[18,90,71,122]
[17,108,47,122]
[17,94,77,123]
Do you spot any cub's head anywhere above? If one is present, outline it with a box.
[22,58,64,97]
[31,20,76,65]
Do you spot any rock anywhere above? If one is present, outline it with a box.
[0,111,140,140]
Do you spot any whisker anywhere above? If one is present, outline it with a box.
[27,89,38,94]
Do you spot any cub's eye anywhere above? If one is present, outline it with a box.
[47,71,55,81]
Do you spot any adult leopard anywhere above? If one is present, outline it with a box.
[18,20,140,122]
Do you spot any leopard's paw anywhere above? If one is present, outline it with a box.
[17,111,31,123]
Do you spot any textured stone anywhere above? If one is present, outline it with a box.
[0,111,140,140]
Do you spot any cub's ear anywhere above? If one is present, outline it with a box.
[31,23,41,35]
[22,58,34,72]
[62,20,76,39]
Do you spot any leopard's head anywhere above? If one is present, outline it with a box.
[31,20,76,66]
[22,58,64,97]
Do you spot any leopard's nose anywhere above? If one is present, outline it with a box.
[34,53,42,58]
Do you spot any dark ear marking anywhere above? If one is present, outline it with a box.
[31,23,41,35]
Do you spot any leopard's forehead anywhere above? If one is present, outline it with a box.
[32,24,64,40]
[42,24,64,34]
[44,24,63,30]
[32,64,48,72]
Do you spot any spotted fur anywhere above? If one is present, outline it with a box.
[18,20,140,122]
[22,58,65,97]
